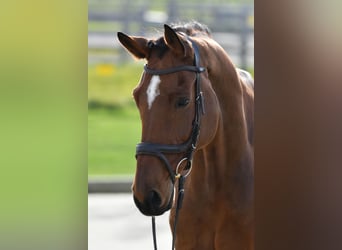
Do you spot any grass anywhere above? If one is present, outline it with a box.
[88,105,141,176]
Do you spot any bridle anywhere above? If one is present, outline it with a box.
[136,39,205,184]
[135,38,206,250]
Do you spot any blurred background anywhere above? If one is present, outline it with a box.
[88,0,254,178]
[88,2,253,248]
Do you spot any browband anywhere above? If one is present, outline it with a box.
[144,64,205,75]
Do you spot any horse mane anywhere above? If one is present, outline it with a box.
[170,21,212,37]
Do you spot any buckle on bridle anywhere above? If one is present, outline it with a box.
[175,158,193,179]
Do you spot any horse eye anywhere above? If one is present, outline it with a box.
[176,97,190,108]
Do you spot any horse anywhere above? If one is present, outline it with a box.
[117,22,254,250]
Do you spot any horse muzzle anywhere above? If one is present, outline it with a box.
[133,188,174,216]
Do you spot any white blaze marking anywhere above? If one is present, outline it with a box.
[146,75,161,109]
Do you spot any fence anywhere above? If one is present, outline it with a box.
[88,0,254,69]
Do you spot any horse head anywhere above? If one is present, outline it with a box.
[117,24,220,216]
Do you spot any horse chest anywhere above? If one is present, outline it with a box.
[172,177,253,249]
[174,203,252,250]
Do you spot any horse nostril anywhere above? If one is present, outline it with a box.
[133,188,173,216]
[146,190,162,208]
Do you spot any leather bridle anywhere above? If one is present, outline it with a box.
[135,38,206,250]
[136,38,205,183]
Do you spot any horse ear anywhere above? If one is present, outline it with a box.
[163,24,186,57]
[117,32,149,59]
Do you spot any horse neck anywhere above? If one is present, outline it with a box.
[192,39,252,186]
[209,41,249,151]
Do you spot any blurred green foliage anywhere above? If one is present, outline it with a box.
[88,63,143,107]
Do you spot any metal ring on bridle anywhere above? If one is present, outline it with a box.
[175,157,193,179]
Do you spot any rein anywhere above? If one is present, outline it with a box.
[135,39,206,250]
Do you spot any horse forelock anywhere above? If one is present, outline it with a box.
[147,37,169,59]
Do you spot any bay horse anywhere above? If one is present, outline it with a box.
[117,22,254,250]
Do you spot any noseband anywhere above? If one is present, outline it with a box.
[136,39,206,183]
